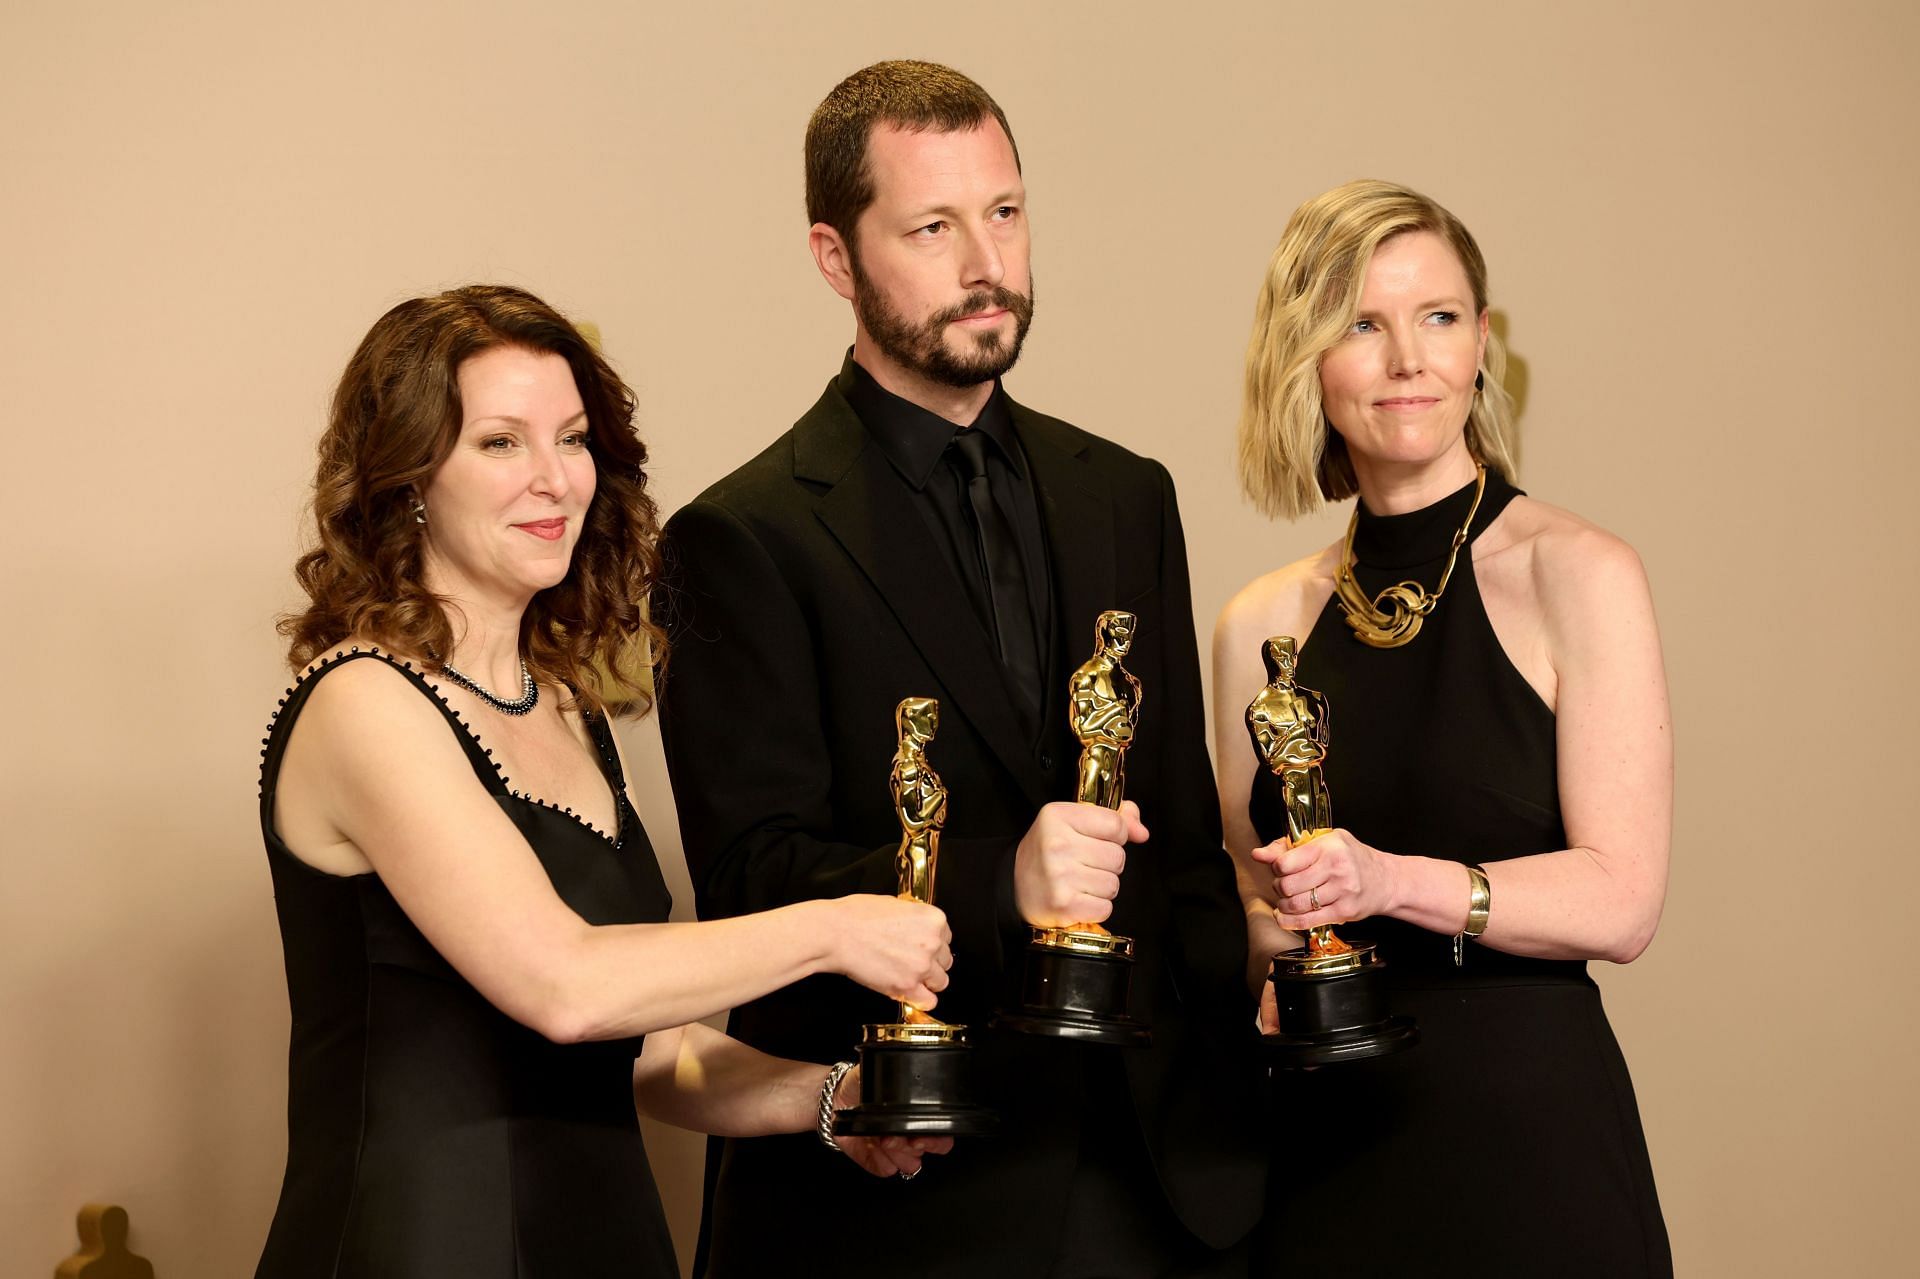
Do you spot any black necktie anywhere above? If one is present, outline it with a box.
[948,430,1042,725]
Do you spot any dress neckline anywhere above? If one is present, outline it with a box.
[1351,467,1521,570]
[265,646,632,850]
[430,676,634,848]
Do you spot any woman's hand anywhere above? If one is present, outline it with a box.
[1253,829,1400,932]
[829,1065,955,1178]
[835,1133,955,1177]
[824,895,953,1011]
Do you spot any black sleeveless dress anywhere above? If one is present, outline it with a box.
[254,648,679,1279]
[1249,473,1671,1276]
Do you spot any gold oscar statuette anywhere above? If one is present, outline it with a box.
[1247,636,1417,1066]
[880,695,961,1038]
[834,697,995,1136]
[995,611,1151,1046]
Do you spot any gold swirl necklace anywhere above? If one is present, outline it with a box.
[1332,464,1487,649]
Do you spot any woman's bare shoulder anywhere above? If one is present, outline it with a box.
[271,642,472,874]
[288,641,448,744]
[1215,542,1342,655]
[1484,494,1643,575]
[1482,494,1653,635]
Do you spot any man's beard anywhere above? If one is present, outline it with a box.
[852,255,1036,389]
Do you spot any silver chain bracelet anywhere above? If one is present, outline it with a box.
[816,1060,855,1151]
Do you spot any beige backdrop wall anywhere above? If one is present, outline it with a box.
[4,1,1914,1274]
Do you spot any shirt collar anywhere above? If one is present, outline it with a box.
[842,355,1024,491]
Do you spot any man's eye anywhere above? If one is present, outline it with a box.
[916,220,947,236]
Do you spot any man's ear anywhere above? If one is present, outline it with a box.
[809,222,858,302]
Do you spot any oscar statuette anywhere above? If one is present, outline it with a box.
[834,697,996,1136]
[995,610,1151,1046]
[1248,636,1418,1067]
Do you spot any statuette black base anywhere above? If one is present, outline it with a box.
[833,1030,996,1137]
[994,936,1151,1047]
[1262,944,1418,1068]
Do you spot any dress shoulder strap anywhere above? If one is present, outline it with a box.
[580,707,633,804]
[257,648,511,829]
[1466,471,1526,547]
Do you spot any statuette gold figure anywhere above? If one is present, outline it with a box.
[890,696,952,1027]
[1056,609,1142,942]
[1246,635,1350,957]
[834,696,995,1134]
[1245,634,1417,1065]
[998,614,1144,1044]
[994,609,1151,1044]
[1070,610,1142,811]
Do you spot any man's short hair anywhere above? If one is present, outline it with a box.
[805,60,1020,245]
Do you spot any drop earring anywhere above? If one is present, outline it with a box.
[411,498,428,525]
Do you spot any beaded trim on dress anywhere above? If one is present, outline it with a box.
[258,645,629,847]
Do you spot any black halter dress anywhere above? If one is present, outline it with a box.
[254,648,679,1278]
[1249,473,1671,1276]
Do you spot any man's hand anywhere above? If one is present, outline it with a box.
[1013,800,1149,926]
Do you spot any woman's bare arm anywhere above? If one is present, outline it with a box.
[274,659,951,1044]
[1270,518,1673,964]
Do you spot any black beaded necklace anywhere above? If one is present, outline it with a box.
[438,659,539,716]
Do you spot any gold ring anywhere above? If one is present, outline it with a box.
[1309,887,1322,911]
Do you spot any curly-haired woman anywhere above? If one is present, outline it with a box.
[256,286,952,1278]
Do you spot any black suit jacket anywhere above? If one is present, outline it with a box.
[655,364,1264,1274]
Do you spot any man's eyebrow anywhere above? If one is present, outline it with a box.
[901,189,1026,221]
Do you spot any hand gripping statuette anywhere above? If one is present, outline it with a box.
[835,697,996,1136]
[996,610,1151,1046]
[1248,636,1418,1067]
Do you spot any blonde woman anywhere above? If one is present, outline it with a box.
[1214,181,1671,1275]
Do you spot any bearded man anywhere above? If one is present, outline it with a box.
[655,60,1262,1278]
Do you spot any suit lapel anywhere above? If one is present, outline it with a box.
[800,385,1051,808]
[1017,405,1117,673]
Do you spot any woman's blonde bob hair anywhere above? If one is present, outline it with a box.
[1237,179,1518,520]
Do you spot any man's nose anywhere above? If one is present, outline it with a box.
[957,223,1005,291]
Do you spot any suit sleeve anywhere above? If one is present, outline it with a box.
[654,498,901,916]
[1145,462,1255,1022]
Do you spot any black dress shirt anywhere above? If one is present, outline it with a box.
[842,358,1055,730]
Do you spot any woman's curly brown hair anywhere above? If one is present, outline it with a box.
[280,284,666,712]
